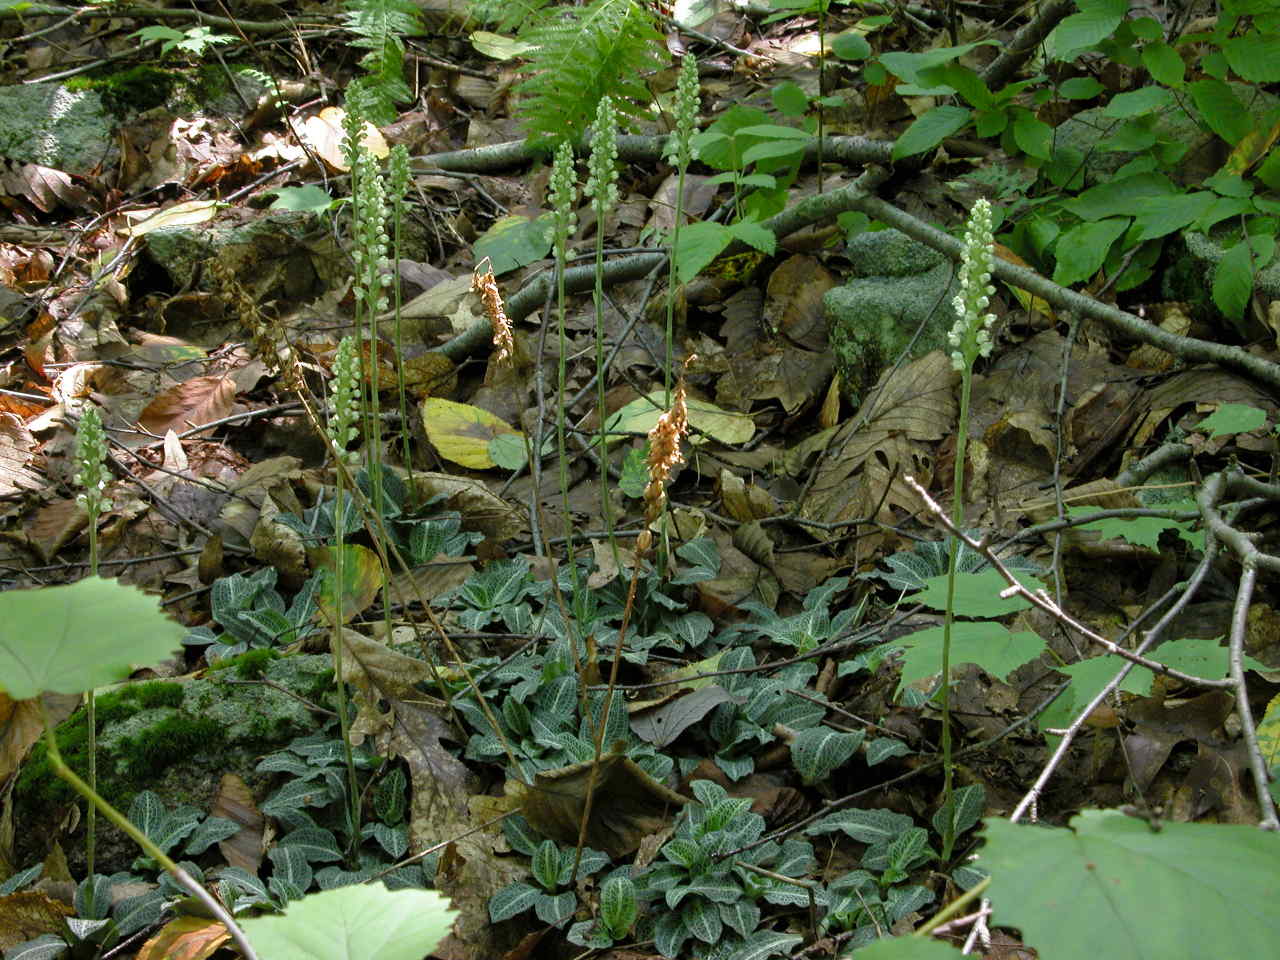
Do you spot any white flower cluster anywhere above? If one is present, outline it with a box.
[328,335,362,465]
[74,405,112,514]
[548,140,578,246]
[663,54,700,170]
[584,96,619,214]
[948,198,997,372]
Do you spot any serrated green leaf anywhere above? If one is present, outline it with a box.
[895,623,1045,696]
[1069,505,1200,552]
[674,221,735,285]
[1222,30,1280,83]
[0,578,184,698]
[915,567,1038,617]
[832,31,871,61]
[1212,239,1255,321]
[1049,0,1125,57]
[981,812,1280,960]
[1052,217,1130,286]
[891,105,972,160]
[1141,41,1184,87]
[854,936,961,958]
[238,884,456,960]
[1189,78,1251,145]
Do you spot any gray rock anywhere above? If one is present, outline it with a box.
[825,229,957,402]
[16,653,336,874]
[0,83,115,175]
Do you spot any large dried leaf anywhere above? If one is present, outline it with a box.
[210,773,265,874]
[0,891,74,950]
[801,351,957,526]
[136,916,230,960]
[136,374,237,440]
[0,416,43,497]
[508,750,688,859]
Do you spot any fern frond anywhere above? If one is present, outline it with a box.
[470,0,556,35]
[516,0,666,148]
[344,0,423,123]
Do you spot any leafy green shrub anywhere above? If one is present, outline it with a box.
[637,779,815,959]
[489,837,611,926]
[182,566,322,661]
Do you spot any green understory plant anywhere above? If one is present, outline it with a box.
[182,566,323,662]
[935,197,996,861]
[506,0,666,148]
[342,0,424,123]
[637,779,813,959]
[489,833,611,926]
[73,405,112,909]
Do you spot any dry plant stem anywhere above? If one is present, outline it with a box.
[569,555,644,884]
[288,370,529,780]
[1198,469,1280,830]
[904,478,1234,688]
[980,0,1076,88]
[904,475,1280,829]
[913,876,991,938]
[734,860,820,938]
[38,702,259,960]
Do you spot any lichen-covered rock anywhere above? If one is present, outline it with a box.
[0,84,115,175]
[825,229,957,403]
[15,653,335,874]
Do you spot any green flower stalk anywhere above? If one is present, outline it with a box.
[549,140,581,598]
[947,198,996,372]
[585,97,620,557]
[327,333,363,844]
[328,335,362,465]
[74,404,112,908]
[387,143,413,476]
[939,198,996,862]
[662,55,699,409]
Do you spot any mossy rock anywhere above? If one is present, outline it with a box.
[15,653,335,874]
[825,229,957,403]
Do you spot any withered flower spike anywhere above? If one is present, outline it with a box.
[472,259,513,365]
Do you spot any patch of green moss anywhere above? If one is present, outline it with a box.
[16,686,221,813]
[117,680,185,710]
[66,65,177,114]
[114,713,223,780]
[208,647,280,680]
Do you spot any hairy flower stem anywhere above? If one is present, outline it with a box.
[328,334,364,849]
[586,97,621,566]
[549,141,582,608]
[940,199,996,862]
[74,406,111,909]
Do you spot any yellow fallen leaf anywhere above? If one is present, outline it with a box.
[421,398,520,469]
[604,391,754,446]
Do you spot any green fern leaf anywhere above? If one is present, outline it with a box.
[344,0,423,123]
[516,0,666,147]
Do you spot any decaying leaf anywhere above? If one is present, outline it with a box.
[800,350,957,528]
[136,916,230,960]
[508,749,688,859]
